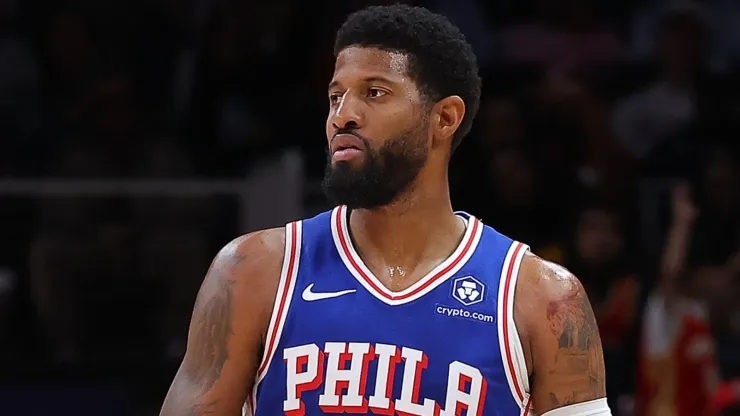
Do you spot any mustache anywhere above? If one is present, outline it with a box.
[332,128,370,144]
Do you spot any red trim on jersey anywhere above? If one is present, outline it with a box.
[335,205,480,301]
[248,394,256,415]
[257,221,299,378]
[502,242,527,404]
[523,397,533,414]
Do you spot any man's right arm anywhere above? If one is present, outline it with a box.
[160,228,285,416]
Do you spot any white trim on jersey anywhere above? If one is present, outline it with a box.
[330,205,484,306]
[243,220,303,416]
[496,241,532,414]
[540,398,612,415]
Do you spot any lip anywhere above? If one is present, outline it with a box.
[330,133,365,154]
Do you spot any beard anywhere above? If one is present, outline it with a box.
[322,123,429,210]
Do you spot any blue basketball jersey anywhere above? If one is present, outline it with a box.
[245,206,534,416]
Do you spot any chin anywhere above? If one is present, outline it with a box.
[332,158,365,171]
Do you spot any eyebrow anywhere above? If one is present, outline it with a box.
[328,76,396,92]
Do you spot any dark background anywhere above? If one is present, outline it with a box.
[1,0,739,414]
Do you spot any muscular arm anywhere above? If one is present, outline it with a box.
[160,229,285,416]
[515,254,607,414]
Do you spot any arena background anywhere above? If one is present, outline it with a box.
[1,0,739,414]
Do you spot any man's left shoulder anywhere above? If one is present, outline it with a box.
[515,254,607,413]
[516,253,587,310]
[511,253,592,375]
[517,254,597,349]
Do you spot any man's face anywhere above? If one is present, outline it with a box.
[322,46,430,209]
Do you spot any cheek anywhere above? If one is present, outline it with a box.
[369,120,414,145]
[325,116,335,141]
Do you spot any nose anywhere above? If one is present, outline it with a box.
[330,93,363,132]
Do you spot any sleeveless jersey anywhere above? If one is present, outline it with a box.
[245,206,534,416]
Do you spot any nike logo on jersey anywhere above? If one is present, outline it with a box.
[301,283,356,301]
[283,342,487,415]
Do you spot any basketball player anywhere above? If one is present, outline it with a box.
[161,5,610,416]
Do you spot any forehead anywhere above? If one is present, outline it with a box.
[332,47,410,84]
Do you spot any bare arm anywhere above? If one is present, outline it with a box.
[660,183,696,298]
[160,229,285,416]
[515,254,607,414]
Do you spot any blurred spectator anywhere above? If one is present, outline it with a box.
[631,0,740,72]
[614,4,709,162]
[690,150,740,268]
[564,203,640,409]
[636,183,719,416]
[501,0,625,72]
[711,281,740,382]
[0,0,40,145]
[138,226,208,362]
[517,195,639,407]
[133,139,196,178]
[709,379,740,415]
[690,151,740,381]
[577,95,635,200]
[79,223,153,369]
[45,12,98,133]
[29,232,99,365]
[465,145,562,251]
[130,139,211,361]
[426,0,500,67]
[537,73,635,200]
[130,139,211,229]
[31,144,115,365]
[477,97,526,151]
[0,267,19,364]
[87,72,139,137]
[45,144,113,178]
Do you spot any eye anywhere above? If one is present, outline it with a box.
[367,88,387,99]
[329,93,342,105]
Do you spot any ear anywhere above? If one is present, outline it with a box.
[431,95,465,147]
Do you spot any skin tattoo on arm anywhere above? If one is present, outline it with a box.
[519,255,607,414]
[544,278,606,407]
[187,253,245,412]
[161,251,248,416]
[184,268,238,392]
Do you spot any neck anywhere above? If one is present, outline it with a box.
[347,176,463,269]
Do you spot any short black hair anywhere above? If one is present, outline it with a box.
[334,4,481,152]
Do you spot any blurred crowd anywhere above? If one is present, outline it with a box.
[1,0,740,414]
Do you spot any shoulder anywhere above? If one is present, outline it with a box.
[209,227,286,283]
[513,253,591,364]
[198,227,288,330]
[514,253,607,411]
[515,253,587,324]
[163,227,290,413]
[518,253,579,289]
